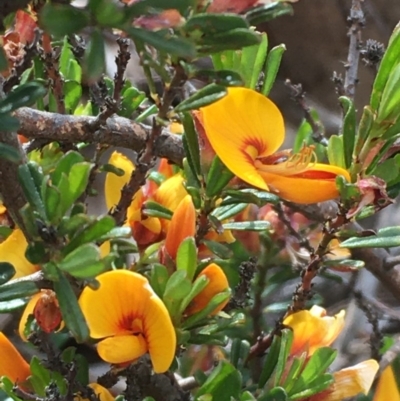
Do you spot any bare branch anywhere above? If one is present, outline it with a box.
[14,107,185,166]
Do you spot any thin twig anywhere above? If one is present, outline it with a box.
[285,80,328,146]
[354,290,383,361]
[343,0,365,100]
[273,203,314,253]
[111,64,187,226]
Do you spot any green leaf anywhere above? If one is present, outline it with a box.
[258,387,288,401]
[288,347,336,396]
[281,354,307,393]
[0,281,38,302]
[26,241,48,264]
[40,4,89,36]
[222,221,270,231]
[0,298,28,312]
[241,32,268,89]
[176,237,197,281]
[193,69,244,86]
[206,156,234,197]
[126,0,194,15]
[163,270,192,301]
[18,163,47,220]
[52,151,84,185]
[182,290,231,328]
[245,2,293,25]
[182,112,201,177]
[274,329,293,386]
[64,81,82,113]
[201,240,233,259]
[261,44,286,96]
[42,183,62,224]
[63,215,115,255]
[67,162,93,203]
[58,243,103,277]
[289,373,334,400]
[341,226,400,248]
[30,356,51,397]
[84,29,106,83]
[370,22,400,112]
[0,113,20,132]
[212,203,247,221]
[195,361,241,401]
[128,28,196,58]
[0,81,46,114]
[258,334,281,388]
[339,96,356,169]
[221,188,280,206]
[53,269,89,342]
[175,84,227,112]
[179,275,208,314]
[185,13,249,34]
[0,263,16,285]
[198,29,261,53]
[0,143,22,163]
[120,87,146,117]
[150,263,170,298]
[142,201,173,220]
[327,135,345,168]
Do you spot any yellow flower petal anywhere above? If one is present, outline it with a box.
[373,366,400,401]
[186,263,230,316]
[283,305,345,355]
[153,174,187,212]
[201,87,285,191]
[0,229,38,278]
[258,163,351,204]
[105,151,135,212]
[100,241,111,258]
[97,334,148,364]
[76,383,115,401]
[18,292,43,341]
[320,359,379,401]
[79,270,176,373]
[0,332,31,383]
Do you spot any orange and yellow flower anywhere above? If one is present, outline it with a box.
[185,263,231,316]
[105,152,187,247]
[308,359,379,401]
[0,331,31,384]
[162,195,197,263]
[0,229,39,278]
[283,305,345,356]
[79,270,176,373]
[373,365,400,401]
[200,87,351,204]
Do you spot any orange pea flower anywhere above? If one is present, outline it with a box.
[162,195,197,262]
[79,270,176,373]
[105,152,187,247]
[283,305,345,356]
[185,263,231,316]
[200,87,351,204]
[0,332,30,384]
[373,365,400,401]
[306,359,379,401]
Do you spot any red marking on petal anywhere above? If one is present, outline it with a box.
[291,170,337,180]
